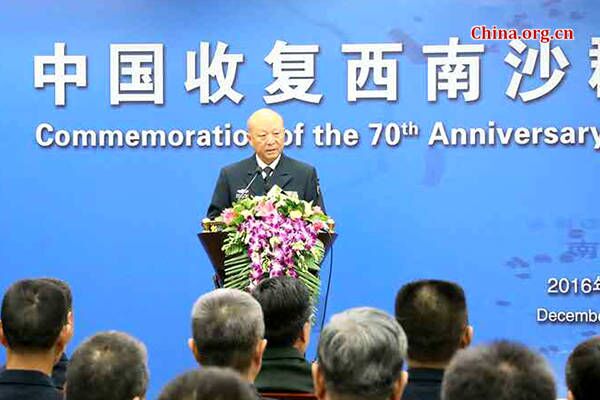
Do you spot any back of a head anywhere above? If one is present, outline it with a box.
[252,276,312,347]
[317,307,407,400]
[66,331,148,400]
[566,336,600,400]
[191,288,265,373]
[39,277,73,312]
[442,341,556,400]
[1,278,68,352]
[395,279,467,363]
[158,367,256,400]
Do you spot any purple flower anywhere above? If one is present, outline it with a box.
[235,202,323,289]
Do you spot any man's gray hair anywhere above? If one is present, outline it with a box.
[191,288,265,373]
[317,307,408,400]
[442,341,556,400]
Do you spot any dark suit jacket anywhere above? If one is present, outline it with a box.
[207,154,324,219]
[255,346,314,393]
[0,353,68,390]
[50,353,68,390]
[402,368,444,400]
[0,369,63,400]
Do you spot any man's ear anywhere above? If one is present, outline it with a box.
[64,311,75,343]
[300,321,311,343]
[188,338,200,363]
[391,370,408,400]
[54,322,72,361]
[460,325,474,348]
[0,321,8,348]
[567,389,575,400]
[247,131,256,149]
[254,339,267,369]
[297,321,311,352]
[312,362,327,400]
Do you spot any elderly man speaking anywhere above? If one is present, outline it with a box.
[206,108,324,219]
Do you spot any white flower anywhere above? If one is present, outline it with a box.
[290,210,302,219]
[241,210,253,219]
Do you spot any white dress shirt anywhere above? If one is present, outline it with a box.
[256,154,281,179]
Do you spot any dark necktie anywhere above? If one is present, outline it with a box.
[263,166,273,192]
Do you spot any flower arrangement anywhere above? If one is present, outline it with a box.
[204,186,334,302]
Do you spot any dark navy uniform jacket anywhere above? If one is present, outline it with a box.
[0,369,63,400]
[207,154,325,219]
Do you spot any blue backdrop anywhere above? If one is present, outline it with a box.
[1,1,599,398]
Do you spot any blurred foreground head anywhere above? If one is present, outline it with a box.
[314,307,408,400]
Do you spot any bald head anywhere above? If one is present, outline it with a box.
[247,108,284,131]
[246,109,285,164]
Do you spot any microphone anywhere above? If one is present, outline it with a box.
[236,166,262,200]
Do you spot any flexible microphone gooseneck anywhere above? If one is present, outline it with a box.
[237,166,263,200]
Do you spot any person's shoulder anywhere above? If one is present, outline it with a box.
[282,154,316,173]
[221,156,256,174]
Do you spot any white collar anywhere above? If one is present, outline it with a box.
[255,154,281,172]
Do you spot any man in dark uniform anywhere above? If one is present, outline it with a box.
[394,280,473,400]
[0,278,72,391]
[0,279,73,400]
[252,277,314,393]
[207,108,324,219]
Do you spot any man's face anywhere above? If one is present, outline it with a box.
[248,113,285,164]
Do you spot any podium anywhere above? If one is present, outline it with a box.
[198,231,337,287]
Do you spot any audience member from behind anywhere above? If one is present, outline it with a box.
[252,276,314,393]
[40,278,72,389]
[0,277,73,390]
[566,336,600,400]
[158,367,256,400]
[66,331,148,400]
[189,288,266,397]
[0,279,73,400]
[313,307,408,400]
[395,280,473,400]
[442,341,556,400]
